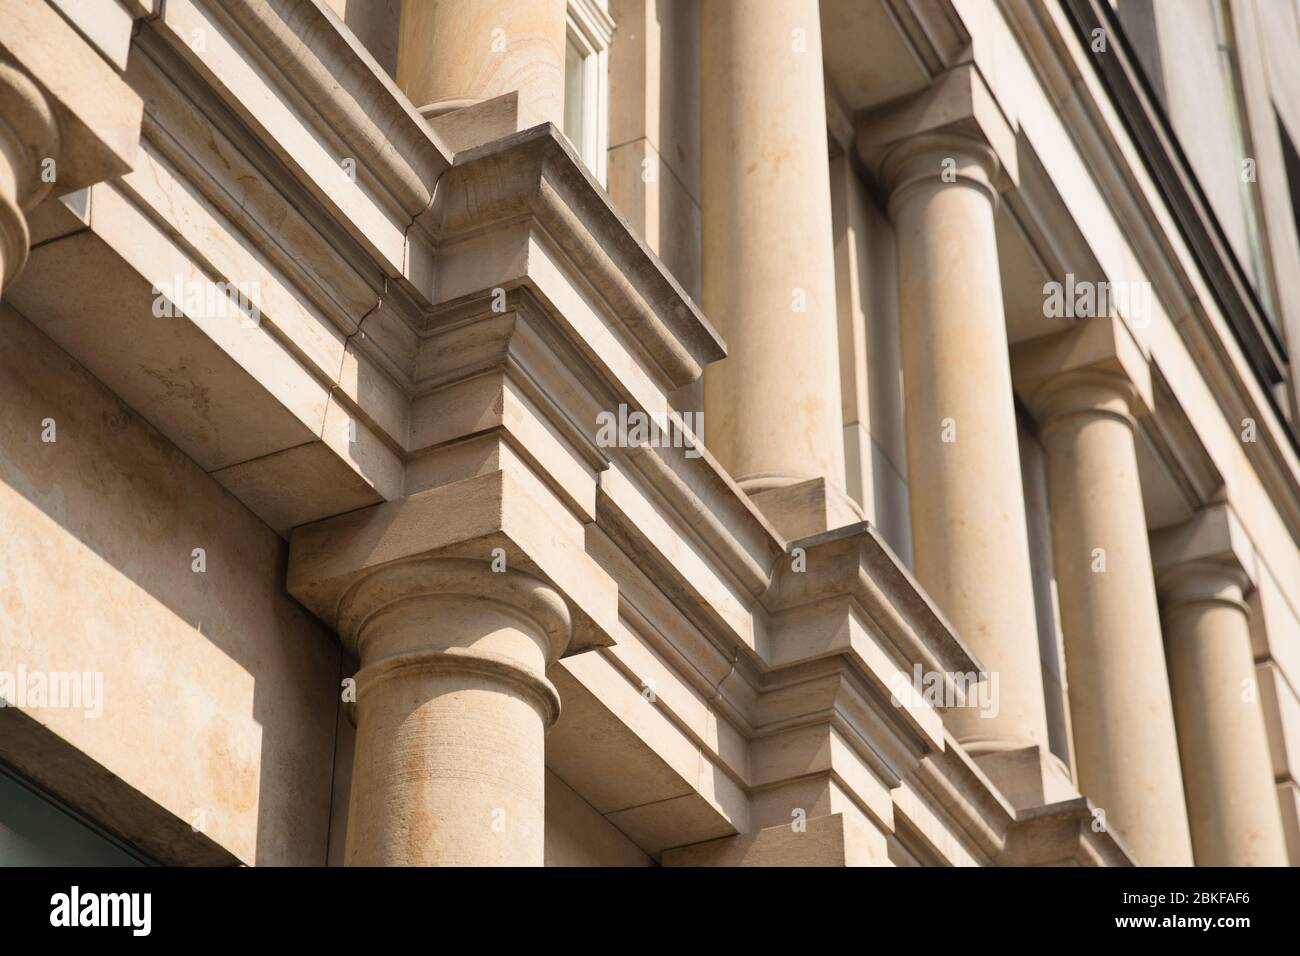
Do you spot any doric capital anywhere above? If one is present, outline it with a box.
[1149,503,1255,612]
[855,64,1018,202]
[1011,314,1154,428]
[336,557,572,660]
[0,56,59,292]
[286,467,619,660]
[0,0,142,193]
[876,131,1002,218]
[336,557,570,727]
[0,0,144,296]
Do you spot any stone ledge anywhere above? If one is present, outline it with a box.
[423,119,726,392]
[999,797,1137,867]
[660,811,887,867]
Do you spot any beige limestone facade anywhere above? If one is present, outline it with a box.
[1,0,1300,869]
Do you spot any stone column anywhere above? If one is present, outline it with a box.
[0,58,58,300]
[877,132,1052,768]
[852,68,1067,807]
[1151,507,1289,866]
[396,0,567,128]
[339,558,571,866]
[700,0,846,505]
[1015,317,1194,866]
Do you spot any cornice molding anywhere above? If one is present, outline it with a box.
[128,33,391,343]
[764,522,982,700]
[210,0,451,219]
[1138,361,1226,516]
[422,121,725,391]
[999,797,1137,866]
[881,0,972,77]
[907,739,1014,863]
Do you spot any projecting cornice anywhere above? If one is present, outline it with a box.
[197,0,451,222]
[880,0,971,76]
[420,116,726,392]
[763,523,980,690]
[999,798,1137,866]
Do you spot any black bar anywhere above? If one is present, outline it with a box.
[0,866,1290,941]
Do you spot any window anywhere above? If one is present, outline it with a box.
[563,0,613,185]
[0,763,151,866]
[1211,0,1280,325]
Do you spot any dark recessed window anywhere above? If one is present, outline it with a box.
[0,763,152,866]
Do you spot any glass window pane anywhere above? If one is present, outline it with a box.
[0,766,149,866]
[564,36,585,151]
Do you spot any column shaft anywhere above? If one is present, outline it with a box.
[1038,374,1193,865]
[1162,566,1289,865]
[700,0,845,490]
[339,560,569,866]
[887,136,1050,755]
[396,0,566,127]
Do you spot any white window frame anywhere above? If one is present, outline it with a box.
[565,0,614,186]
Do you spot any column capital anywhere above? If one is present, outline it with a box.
[1012,314,1154,428]
[855,64,1018,200]
[336,557,571,658]
[0,0,143,297]
[0,0,142,192]
[0,57,58,292]
[337,556,570,727]
[287,467,619,660]
[876,132,1002,219]
[1149,503,1255,612]
[332,547,573,866]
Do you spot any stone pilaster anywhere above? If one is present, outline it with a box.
[1150,504,1290,866]
[396,0,567,129]
[857,67,1065,806]
[1014,314,1194,866]
[700,0,850,536]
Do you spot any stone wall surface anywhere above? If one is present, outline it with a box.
[0,302,340,865]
